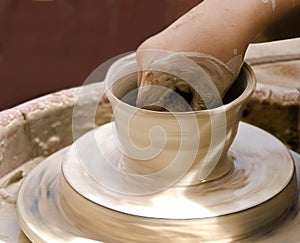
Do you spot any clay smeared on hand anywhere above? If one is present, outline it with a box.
[136,52,241,112]
[137,70,205,112]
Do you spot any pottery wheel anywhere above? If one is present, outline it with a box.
[17,122,297,242]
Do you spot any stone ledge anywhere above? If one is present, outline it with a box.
[242,84,299,153]
[0,83,112,177]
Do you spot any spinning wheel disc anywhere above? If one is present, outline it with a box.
[17,123,297,242]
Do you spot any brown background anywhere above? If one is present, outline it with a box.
[0,0,201,110]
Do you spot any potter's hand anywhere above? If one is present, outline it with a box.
[136,51,239,111]
[136,0,300,111]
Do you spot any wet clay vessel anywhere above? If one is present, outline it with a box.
[16,53,297,242]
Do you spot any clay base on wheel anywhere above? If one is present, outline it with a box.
[17,123,297,242]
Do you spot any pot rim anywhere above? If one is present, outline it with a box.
[105,53,256,116]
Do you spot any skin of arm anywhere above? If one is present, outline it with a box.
[137,0,300,67]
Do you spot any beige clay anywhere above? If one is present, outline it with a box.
[14,53,299,242]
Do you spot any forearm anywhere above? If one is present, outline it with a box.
[138,0,300,64]
[136,0,300,110]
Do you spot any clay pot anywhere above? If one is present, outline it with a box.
[105,53,256,185]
